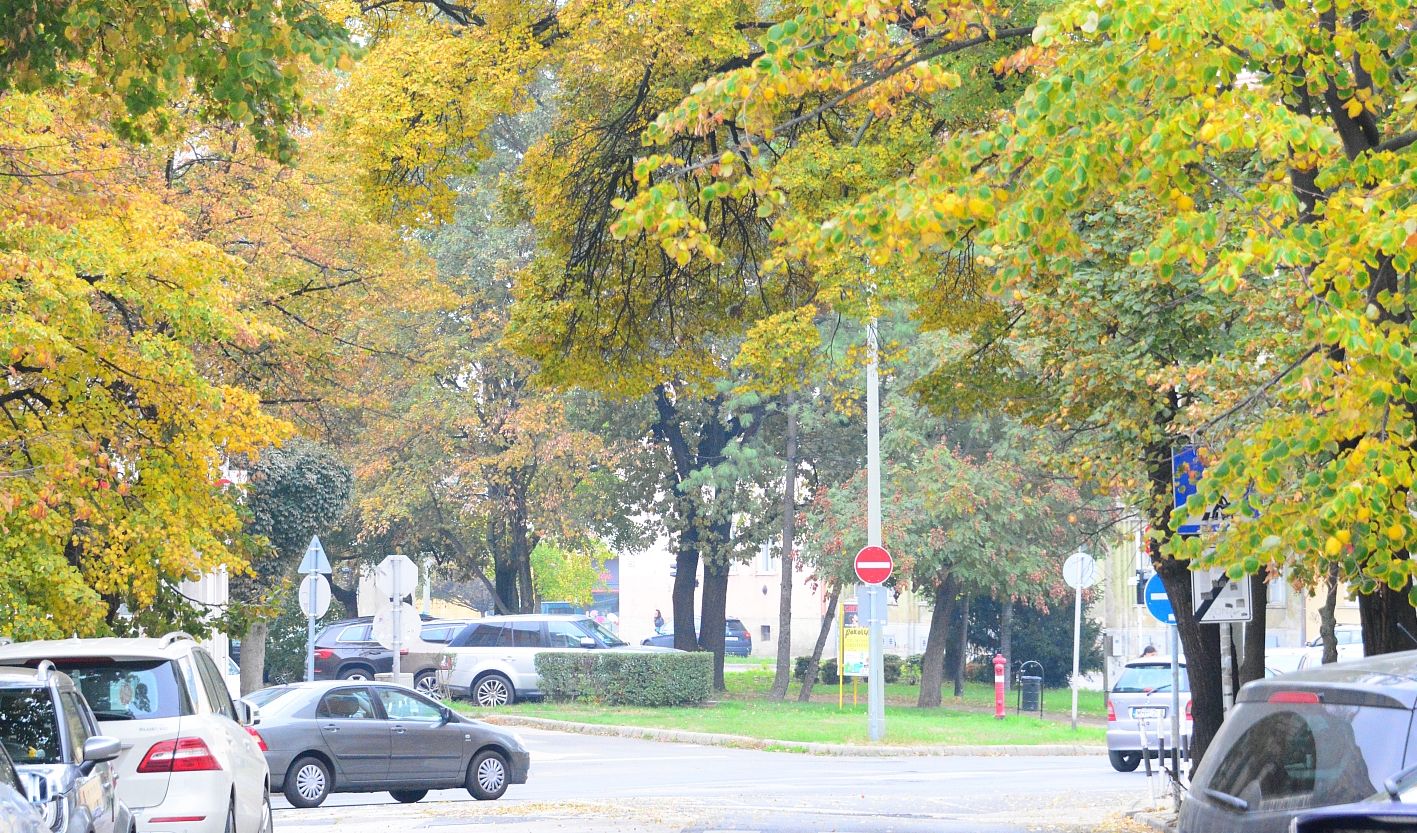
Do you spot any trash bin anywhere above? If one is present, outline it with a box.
[1019,675,1043,714]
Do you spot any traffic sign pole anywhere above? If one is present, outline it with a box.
[392,558,403,686]
[1062,550,1098,732]
[865,321,885,743]
[306,570,317,682]
[300,536,332,683]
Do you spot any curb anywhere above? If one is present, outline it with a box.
[1128,809,1178,833]
[475,714,1105,757]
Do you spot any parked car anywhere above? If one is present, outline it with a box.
[1180,649,1417,833]
[311,617,467,698]
[1304,626,1365,662]
[640,618,753,657]
[0,743,45,833]
[0,634,271,833]
[1292,762,1417,832]
[241,681,529,808]
[442,615,677,707]
[1105,657,1191,772]
[0,664,129,833]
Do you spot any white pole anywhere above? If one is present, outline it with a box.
[392,560,403,686]
[1171,623,1183,812]
[305,573,317,682]
[1070,579,1082,730]
[866,321,885,743]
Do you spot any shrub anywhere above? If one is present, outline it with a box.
[793,655,901,684]
[535,651,712,707]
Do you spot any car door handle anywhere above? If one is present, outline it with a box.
[392,725,407,734]
[322,723,340,732]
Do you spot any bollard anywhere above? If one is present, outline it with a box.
[993,654,1007,719]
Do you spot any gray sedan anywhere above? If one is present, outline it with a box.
[242,681,529,808]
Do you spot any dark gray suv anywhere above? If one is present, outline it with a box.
[1181,650,1417,833]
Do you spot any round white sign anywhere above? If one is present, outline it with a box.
[298,574,331,618]
[371,603,420,649]
[1062,551,1099,589]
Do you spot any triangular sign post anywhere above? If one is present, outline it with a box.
[299,535,332,575]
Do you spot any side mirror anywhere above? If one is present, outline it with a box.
[439,706,454,725]
[81,736,122,771]
[233,700,258,727]
[578,637,597,649]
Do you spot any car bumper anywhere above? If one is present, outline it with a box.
[1106,724,1191,753]
[506,749,531,785]
[264,750,299,791]
[131,772,232,833]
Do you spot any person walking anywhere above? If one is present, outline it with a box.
[653,609,665,633]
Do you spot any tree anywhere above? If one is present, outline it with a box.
[234,439,353,694]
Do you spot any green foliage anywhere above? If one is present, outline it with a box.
[969,596,1103,688]
[792,656,839,685]
[529,540,608,607]
[535,651,713,707]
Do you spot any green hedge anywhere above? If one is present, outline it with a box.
[535,651,713,706]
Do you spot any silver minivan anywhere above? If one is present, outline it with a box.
[1106,657,1192,771]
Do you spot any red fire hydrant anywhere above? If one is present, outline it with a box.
[994,654,1007,719]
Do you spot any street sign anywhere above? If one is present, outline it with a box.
[854,546,893,585]
[841,627,869,677]
[298,535,332,574]
[1191,567,1253,623]
[372,603,420,649]
[374,554,418,599]
[1173,446,1233,535]
[1145,573,1175,625]
[1062,551,1099,589]
[298,574,331,618]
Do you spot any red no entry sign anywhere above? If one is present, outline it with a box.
[854,546,893,584]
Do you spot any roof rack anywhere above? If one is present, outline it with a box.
[160,631,196,648]
[35,660,55,683]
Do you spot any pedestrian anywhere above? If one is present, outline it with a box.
[1140,645,1157,657]
[653,609,665,633]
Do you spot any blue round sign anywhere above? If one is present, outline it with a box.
[1144,574,1175,625]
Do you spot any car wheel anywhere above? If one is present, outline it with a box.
[258,791,273,833]
[1109,751,1142,772]
[224,800,236,833]
[285,756,332,808]
[472,674,513,707]
[339,667,373,681]
[414,672,442,700]
[467,750,508,800]
[389,789,428,804]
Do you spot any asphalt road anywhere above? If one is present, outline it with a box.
[272,727,1157,833]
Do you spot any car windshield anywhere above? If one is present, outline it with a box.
[243,687,292,708]
[0,688,62,765]
[1113,664,1190,693]
[576,619,626,647]
[45,658,190,721]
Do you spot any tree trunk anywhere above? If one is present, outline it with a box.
[952,593,971,698]
[671,516,700,653]
[1321,564,1340,663]
[239,620,269,695]
[701,556,731,691]
[1000,596,1013,695]
[918,575,957,708]
[1238,575,1267,686]
[1358,576,1417,655]
[798,583,840,702]
[512,481,536,613]
[769,399,798,701]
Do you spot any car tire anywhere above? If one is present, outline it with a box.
[1109,751,1142,772]
[467,750,509,801]
[224,800,236,833]
[389,789,428,804]
[472,673,514,707]
[285,755,332,808]
[338,667,373,681]
[414,672,442,700]
[258,791,273,833]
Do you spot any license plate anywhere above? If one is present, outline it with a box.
[1132,707,1167,720]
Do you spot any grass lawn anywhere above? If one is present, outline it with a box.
[454,669,1105,747]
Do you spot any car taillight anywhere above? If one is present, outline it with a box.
[313,649,335,661]
[1185,700,1192,720]
[1107,700,1116,721]
[137,738,222,773]
[399,648,409,656]
[245,727,268,752]
[1269,691,1322,704]
[439,655,453,671]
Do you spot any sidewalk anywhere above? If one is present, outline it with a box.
[480,714,1105,756]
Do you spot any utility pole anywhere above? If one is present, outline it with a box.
[865,321,885,743]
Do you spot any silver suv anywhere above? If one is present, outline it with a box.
[0,664,130,833]
[1105,657,1192,771]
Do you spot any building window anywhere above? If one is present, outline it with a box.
[1267,579,1287,609]
[756,542,776,574]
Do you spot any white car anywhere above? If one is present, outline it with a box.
[441,615,676,706]
[0,634,270,833]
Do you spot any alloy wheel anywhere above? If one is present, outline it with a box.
[474,677,511,706]
[296,763,327,802]
[476,756,506,794]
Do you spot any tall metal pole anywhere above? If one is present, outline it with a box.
[866,321,885,742]
[392,563,403,686]
[305,572,317,682]
[1170,623,1183,812]
[1070,579,1082,730]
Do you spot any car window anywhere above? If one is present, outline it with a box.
[337,625,372,643]
[546,621,587,648]
[0,689,62,764]
[194,651,236,721]
[57,692,89,761]
[1112,664,1190,693]
[464,625,507,648]
[48,658,191,721]
[376,688,442,722]
[0,748,18,791]
[1196,703,1410,813]
[510,622,543,648]
[421,625,452,644]
[317,688,377,720]
[574,618,627,648]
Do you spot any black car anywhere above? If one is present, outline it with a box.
[641,618,752,656]
[1293,762,1417,832]
[1181,650,1417,833]
[311,617,470,698]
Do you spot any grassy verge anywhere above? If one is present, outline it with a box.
[453,669,1105,747]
